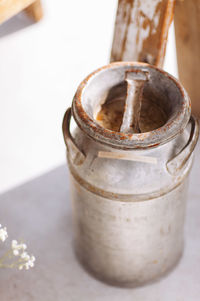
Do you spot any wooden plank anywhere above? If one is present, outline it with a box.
[174,0,200,117]
[110,0,175,68]
[0,0,35,24]
[25,0,43,22]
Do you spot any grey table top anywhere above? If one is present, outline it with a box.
[0,142,199,301]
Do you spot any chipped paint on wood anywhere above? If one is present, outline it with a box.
[111,0,175,67]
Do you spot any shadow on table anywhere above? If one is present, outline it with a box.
[0,12,35,38]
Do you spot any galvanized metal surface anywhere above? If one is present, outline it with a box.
[62,62,199,287]
[71,176,188,287]
[110,0,175,67]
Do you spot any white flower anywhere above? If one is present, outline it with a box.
[18,255,35,270]
[0,229,35,271]
[12,240,17,248]
[11,240,27,254]
[22,244,27,250]
[13,249,19,256]
[29,262,34,268]
[0,225,8,242]
[31,256,35,262]
[21,252,30,261]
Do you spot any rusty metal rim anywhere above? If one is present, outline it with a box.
[72,61,191,149]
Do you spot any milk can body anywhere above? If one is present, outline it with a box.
[62,62,199,287]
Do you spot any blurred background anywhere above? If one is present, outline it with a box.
[0,0,177,193]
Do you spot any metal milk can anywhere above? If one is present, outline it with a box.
[62,62,199,287]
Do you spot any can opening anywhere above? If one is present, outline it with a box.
[95,81,168,133]
[73,62,191,149]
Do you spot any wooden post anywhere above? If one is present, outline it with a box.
[174,0,200,117]
[110,0,175,68]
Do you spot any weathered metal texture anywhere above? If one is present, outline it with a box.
[72,62,191,149]
[71,176,188,287]
[174,0,200,117]
[110,0,175,67]
[62,62,199,287]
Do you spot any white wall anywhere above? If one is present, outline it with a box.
[0,0,177,193]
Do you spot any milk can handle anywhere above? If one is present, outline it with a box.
[166,116,199,175]
[62,107,85,164]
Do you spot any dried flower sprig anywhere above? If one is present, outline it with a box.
[12,240,35,270]
[0,225,35,270]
